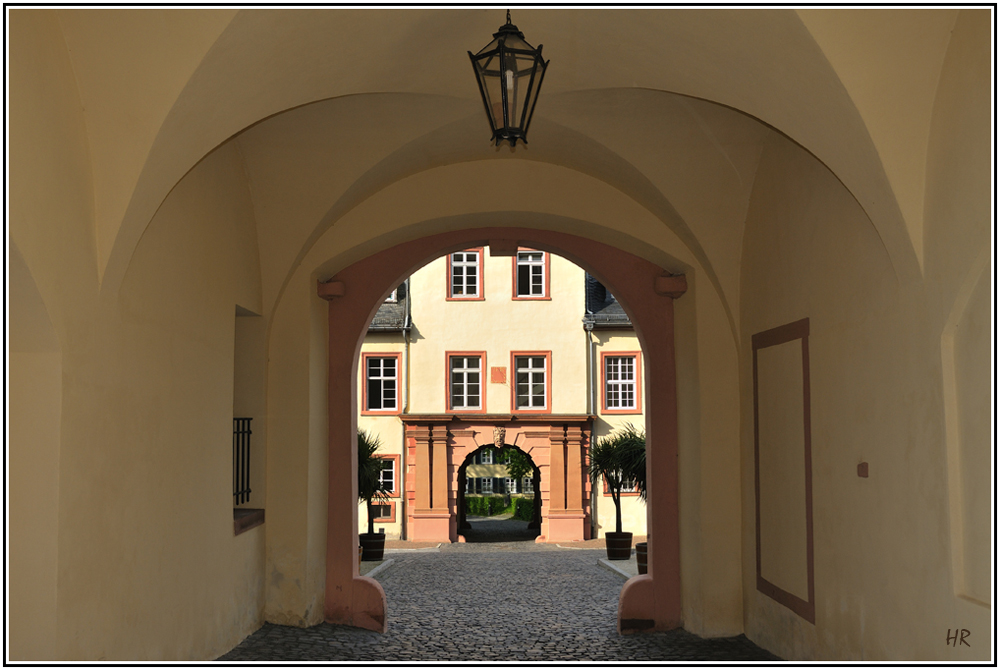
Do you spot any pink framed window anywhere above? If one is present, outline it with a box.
[362,353,402,415]
[447,352,486,412]
[601,352,642,414]
[511,351,552,413]
[512,249,550,300]
[447,248,485,300]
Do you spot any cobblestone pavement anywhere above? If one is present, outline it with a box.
[219,518,780,662]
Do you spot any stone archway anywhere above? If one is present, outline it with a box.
[319,227,686,634]
[403,418,591,544]
[455,442,542,541]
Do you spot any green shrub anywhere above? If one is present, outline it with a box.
[465,495,507,516]
[511,497,534,521]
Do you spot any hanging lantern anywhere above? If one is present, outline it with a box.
[468,10,550,147]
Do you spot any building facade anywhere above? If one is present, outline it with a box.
[357,249,647,542]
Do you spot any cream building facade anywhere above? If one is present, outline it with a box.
[357,251,648,541]
[7,7,992,662]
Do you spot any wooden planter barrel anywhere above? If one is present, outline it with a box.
[636,541,648,574]
[359,533,385,561]
[605,531,633,560]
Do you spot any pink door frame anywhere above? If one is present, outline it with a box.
[318,227,686,634]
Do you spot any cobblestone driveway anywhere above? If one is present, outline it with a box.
[219,519,779,662]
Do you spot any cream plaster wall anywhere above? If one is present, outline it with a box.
[9,246,62,660]
[922,7,992,615]
[740,119,989,661]
[756,340,809,601]
[8,132,269,658]
[66,8,932,299]
[797,8,959,266]
[591,331,648,540]
[357,335,407,540]
[54,8,237,276]
[408,253,587,415]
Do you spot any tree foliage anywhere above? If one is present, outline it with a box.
[501,447,535,483]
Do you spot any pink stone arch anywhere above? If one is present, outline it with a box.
[320,227,685,634]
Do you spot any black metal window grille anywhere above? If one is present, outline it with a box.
[233,417,253,505]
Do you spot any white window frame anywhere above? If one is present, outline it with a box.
[481,477,493,494]
[477,449,493,465]
[450,251,480,298]
[522,477,534,494]
[449,355,482,410]
[365,356,398,411]
[515,251,545,297]
[379,458,395,493]
[515,355,547,410]
[605,355,637,410]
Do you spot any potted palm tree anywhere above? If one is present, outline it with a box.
[358,429,391,561]
[590,424,646,561]
[620,430,649,572]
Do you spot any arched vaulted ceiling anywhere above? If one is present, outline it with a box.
[50,8,961,304]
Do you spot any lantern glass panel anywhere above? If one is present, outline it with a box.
[513,53,538,126]
[481,64,505,129]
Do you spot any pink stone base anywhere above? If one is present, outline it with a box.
[410,512,452,542]
[326,576,387,633]
[618,574,681,634]
[546,512,587,542]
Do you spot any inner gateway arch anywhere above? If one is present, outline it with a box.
[8,8,991,662]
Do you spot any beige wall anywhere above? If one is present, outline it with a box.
[408,253,588,415]
[755,340,809,602]
[740,109,989,660]
[591,332,648,540]
[9,74,270,656]
[357,335,407,540]
[9,245,62,660]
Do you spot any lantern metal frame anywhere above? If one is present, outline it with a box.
[468,11,550,147]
